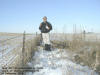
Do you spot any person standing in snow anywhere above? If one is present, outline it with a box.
[39,16,52,51]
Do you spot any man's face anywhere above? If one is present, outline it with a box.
[43,17,47,22]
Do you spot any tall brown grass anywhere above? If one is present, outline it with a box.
[51,33,100,70]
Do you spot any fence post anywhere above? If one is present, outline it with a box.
[83,30,86,41]
[36,32,37,36]
[22,31,26,66]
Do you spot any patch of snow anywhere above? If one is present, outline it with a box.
[26,48,98,75]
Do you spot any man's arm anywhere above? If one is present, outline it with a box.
[39,23,42,30]
[47,22,52,31]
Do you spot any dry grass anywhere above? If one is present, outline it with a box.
[2,33,41,68]
[24,35,40,64]
[51,33,100,70]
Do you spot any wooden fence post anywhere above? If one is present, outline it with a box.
[83,30,86,41]
[22,31,26,66]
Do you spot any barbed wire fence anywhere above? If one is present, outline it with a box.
[0,31,40,74]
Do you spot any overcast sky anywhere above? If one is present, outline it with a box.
[0,0,100,33]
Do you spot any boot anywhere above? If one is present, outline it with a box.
[47,44,51,51]
[44,44,48,50]
[44,44,51,51]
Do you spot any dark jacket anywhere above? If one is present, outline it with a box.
[39,21,52,33]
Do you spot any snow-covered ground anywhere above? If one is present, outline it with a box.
[0,34,36,68]
[0,33,100,75]
[26,47,98,75]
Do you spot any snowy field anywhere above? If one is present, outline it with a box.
[0,33,100,75]
[26,47,99,75]
[0,33,36,68]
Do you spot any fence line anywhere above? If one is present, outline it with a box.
[0,32,40,68]
[22,31,25,66]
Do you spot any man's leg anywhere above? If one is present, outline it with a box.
[42,33,51,51]
[47,44,51,51]
[42,33,48,50]
[45,33,51,51]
